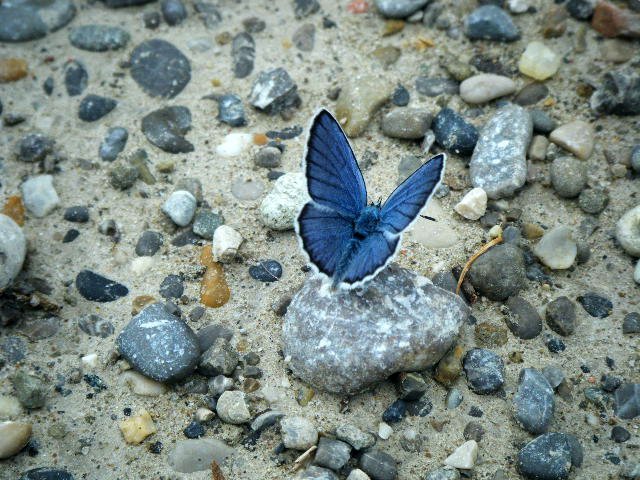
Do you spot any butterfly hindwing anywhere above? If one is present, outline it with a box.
[380,153,446,235]
[304,109,367,220]
[296,202,355,277]
[340,232,400,286]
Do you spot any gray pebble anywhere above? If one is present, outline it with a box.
[130,39,191,98]
[514,368,555,434]
[12,371,46,409]
[468,243,526,300]
[142,106,194,153]
[159,274,184,299]
[614,383,640,419]
[314,437,351,471]
[335,424,376,450]
[415,77,459,97]
[294,0,320,18]
[622,312,640,334]
[16,133,54,163]
[216,390,250,424]
[463,348,505,394]
[109,164,139,190]
[300,466,339,480]
[432,108,478,156]
[530,109,557,134]
[550,156,586,198]
[359,450,397,480]
[631,145,640,173]
[208,375,234,397]
[504,296,542,339]
[293,23,315,52]
[0,215,26,290]
[465,5,520,42]
[64,206,89,223]
[578,188,608,214]
[541,366,565,389]
[0,0,76,42]
[545,296,576,336]
[64,60,88,96]
[281,416,318,450]
[162,190,196,226]
[381,108,431,140]
[78,94,117,122]
[517,433,582,479]
[116,302,201,382]
[135,230,163,256]
[254,146,282,168]
[590,69,640,116]
[425,467,460,480]
[515,83,549,106]
[217,94,246,127]
[192,210,224,239]
[374,0,429,18]
[99,127,128,162]
[161,0,187,25]
[69,24,130,51]
[197,324,233,351]
[199,338,238,377]
[231,32,255,78]
[251,410,284,432]
[249,68,300,114]
[445,388,463,409]
[77,314,114,338]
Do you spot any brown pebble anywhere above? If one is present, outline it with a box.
[2,196,25,226]
[201,246,230,308]
[0,58,28,83]
[253,133,268,146]
[132,295,155,315]
[433,344,464,386]
[382,19,404,37]
[243,378,261,393]
[541,6,568,38]
[592,1,640,38]
[522,223,544,240]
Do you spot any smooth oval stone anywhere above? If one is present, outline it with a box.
[468,243,526,300]
[432,108,479,156]
[69,25,130,51]
[465,5,520,42]
[515,83,549,106]
[19,467,75,480]
[168,438,235,473]
[381,108,432,139]
[513,368,555,434]
[283,265,469,395]
[78,94,117,122]
[117,302,200,383]
[64,60,88,96]
[533,226,577,270]
[249,260,283,282]
[459,74,517,104]
[99,127,128,162]
[141,106,194,153]
[75,270,128,302]
[161,0,187,25]
[517,433,581,479]
[130,39,191,98]
[505,296,542,339]
[374,0,429,18]
[616,204,640,257]
[415,77,459,97]
[549,121,594,160]
[292,23,315,52]
[550,156,586,198]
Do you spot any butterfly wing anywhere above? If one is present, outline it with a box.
[296,203,355,277]
[380,153,446,235]
[339,232,400,286]
[304,109,367,219]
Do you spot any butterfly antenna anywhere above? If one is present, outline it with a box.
[420,215,437,222]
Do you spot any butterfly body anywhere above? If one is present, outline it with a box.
[296,109,446,290]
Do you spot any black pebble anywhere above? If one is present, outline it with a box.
[143,11,161,29]
[123,407,132,416]
[601,374,622,392]
[382,399,407,423]
[62,229,80,243]
[83,373,107,392]
[622,312,640,334]
[159,274,184,298]
[43,77,54,95]
[161,0,187,25]
[249,260,283,282]
[76,269,128,302]
[469,406,483,417]
[65,60,88,97]
[611,426,630,443]
[392,84,410,106]
[78,94,117,122]
[64,206,90,223]
[135,230,163,256]
[546,336,566,353]
[18,467,75,480]
[577,293,613,318]
[183,420,205,438]
[148,441,163,454]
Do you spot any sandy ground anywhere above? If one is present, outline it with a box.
[0,0,639,479]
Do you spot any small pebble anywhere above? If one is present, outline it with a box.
[517,433,582,479]
[530,109,557,134]
[159,274,184,299]
[130,39,191,98]
[192,210,224,240]
[616,205,640,257]
[550,156,586,198]
[614,383,639,419]
[459,74,516,104]
[622,312,640,334]
[212,225,243,262]
[415,77,459,97]
[249,67,300,115]
[578,188,608,215]
[577,293,613,318]
[454,187,487,220]
[432,108,479,156]
[99,127,128,162]
[135,231,163,256]
[161,0,187,25]
[465,5,520,42]
[611,425,631,443]
[16,133,54,163]
[280,416,318,450]
[142,106,194,153]
[382,399,407,423]
[391,85,410,106]
[21,175,59,217]
[444,440,478,470]
[259,172,308,230]
[515,83,549,106]
[249,260,282,282]
[505,296,542,339]
[315,437,351,471]
[359,450,398,480]
[463,348,505,394]
[336,423,376,450]
[0,421,32,459]
[162,190,197,227]
[64,206,89,223]
[533,225,577,270]
[69,24,130,51]
[513,368,555,434]
[549,121,594,160]
[76,269,128,302]
[78,94,117,122]
[119,409,157,444]
[468,244,526,300]
[518,42,561,80]
[64,60,88,96]
[380,108,431,139]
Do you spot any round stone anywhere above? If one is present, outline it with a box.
[249,260,283,282]
[130,39,191,98]
[468,243,526,300]
[550,156,586,198]
[162,191,197,227]
[578,188,608,214]
[616,205,640,257]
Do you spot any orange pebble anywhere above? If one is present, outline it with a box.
[201,263,230,308]
[347,0,369,13]
[0,58,28,83]
[253,133,268,146]
[3,196,25,226]
[200,244,215,267]
[132,295,156,315]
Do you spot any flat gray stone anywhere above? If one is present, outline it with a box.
[283,265,469,395]
[130,39,191,98]
[69,25,130,51]
[513,368,555,434]
[470,104,532,199]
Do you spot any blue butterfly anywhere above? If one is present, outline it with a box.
[295,109,446,289]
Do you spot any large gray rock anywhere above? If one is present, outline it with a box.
[283,265,469,395]
[116,303,200,383]
[0,215,26,290]
[470,104,532,199]
[374,0,430,18]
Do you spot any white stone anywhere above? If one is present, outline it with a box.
[378,422,393,440]
[444,440,478,469]
[0,214,26,289]
[120,370,167,396]
[130,256,154,275]
[168,438,235,473]
[406,198,459,248]
[215,133,253,157]
[454,188,487,220]
[81,353,98,368]
[195,408,215,422]
[21,174,59,217]
[634,259,640,285]
[162,190,197,227]
[533,225,577,269]
[0,421,32,460]
[259,172,309,231]
[616,204,640,257]
[212,225,243,263]
[549,121,595,160]
[0,396,22,420]
[459,74,517,104]
[280,416,318,450]
[508,0,529,13]
[347,469,371,480]
[489,225,502,239]
[518,42,561,81]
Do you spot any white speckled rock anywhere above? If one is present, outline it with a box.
[260,172,309,230]
[470,104,532,199]
[454,188,487,220]
[283,265,469,395]
[0,421,32,459]
[0,214,26,289]
[162,190,196,227]
[21,174,60,217]
[444,440,478,469]
[616,205,640,257]
[533,226,577,269]
[549,121,594,160]
[459,74,517,104]
[212,225,243,262]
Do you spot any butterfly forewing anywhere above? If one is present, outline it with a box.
[380,153,446,235]
[305,109,367,219]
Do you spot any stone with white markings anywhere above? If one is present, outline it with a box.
[283,265,469,394]
[470,104,532,199]
[444,440,478,469]
[162,190,197,227]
